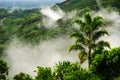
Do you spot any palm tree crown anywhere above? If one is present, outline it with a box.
[69,13,110,68]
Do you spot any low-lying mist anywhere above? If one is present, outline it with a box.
[5,36,79,78]
[41,7,65,28]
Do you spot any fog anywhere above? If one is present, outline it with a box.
[5,36,79,78]
[41,7,65,28]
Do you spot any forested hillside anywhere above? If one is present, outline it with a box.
[0,8,74,55]
[57,0,120,12]
[0,0,120,80]
[57,0,98,12]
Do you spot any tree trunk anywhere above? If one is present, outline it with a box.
[88,46,91,69]
[88,27,92,69]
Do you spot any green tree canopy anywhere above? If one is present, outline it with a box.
[69,13,110,68]
[34,66,54,80]
[91,47,120,80]
[0,59,9,80]
[53,61,90,80]
[13,72,33,80]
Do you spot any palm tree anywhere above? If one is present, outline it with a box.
[69,13,110,68]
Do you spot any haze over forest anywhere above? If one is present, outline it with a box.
[0,0,120,80]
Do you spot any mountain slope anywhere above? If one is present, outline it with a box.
[100,0,120,11]
[57,0,120,12]
[56,0,99,12]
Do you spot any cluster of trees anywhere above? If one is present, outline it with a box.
[0,8,42,55]
[57,0,120,14]
[1,46,120,80]
[100,0,120,11]
[56,0,99,12]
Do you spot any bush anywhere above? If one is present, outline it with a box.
[0,59,9,80]
[91,47,120,80]
[34,66,54,80]
[13,72,33,80]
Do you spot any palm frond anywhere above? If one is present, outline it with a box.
[75,38,85,45]
[78,50,87,64]
[93,16,103,21]
[92,16,104,31]
[97,40,111,49]
[70,31,88,46]
[78,50,87,58]
[73,19,86,27]
[69,44,84,52]
[91,43,97,49]
[84,13,92,25]
[92,30,109,41]
[70,32,81,38]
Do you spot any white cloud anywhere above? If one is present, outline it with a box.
[41,7,65,28]
[5,36,79,79]
[41,7,64,21]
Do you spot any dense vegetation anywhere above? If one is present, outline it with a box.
[56,0,99,12]
[57,0,120,13]
[100,0,120,11]
[1,47,120,80]
[0,8,74,55]
[0,0,120,80]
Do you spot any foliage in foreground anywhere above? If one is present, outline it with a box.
[53,61,88,80]
[0,59,9,80]
[91,47,120,80]
[1,46,120,80]
[34,67,54,80]
[13,72,33,80]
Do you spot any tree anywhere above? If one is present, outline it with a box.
[34,66,54,80]
[13,72,33,80]
[53,61,78,80]
[0,59,9,80]
[91,47,120,80]
[0,26,7,56]
[53,61,89,80]
[69,13,110,68]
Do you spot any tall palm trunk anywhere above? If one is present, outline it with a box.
[88,46,91,69]
[88,28,92,69]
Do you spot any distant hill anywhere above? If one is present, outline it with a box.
[100,0,120,11]
[56,0,99,12]
[0,0,65,9]
[57,0,120,12]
